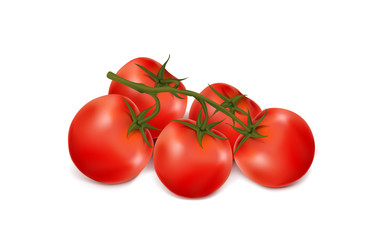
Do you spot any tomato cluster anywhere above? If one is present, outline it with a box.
[68,57,315,198]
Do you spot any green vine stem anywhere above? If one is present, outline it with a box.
[107,72,251,132]
[198,99,209,131]
[137,94,160,125]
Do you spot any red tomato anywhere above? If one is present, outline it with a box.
[189,83,261,147]
[68,94,153,184]
[153,119,233,198]
[109,57,187,138]
[234,108,315,187]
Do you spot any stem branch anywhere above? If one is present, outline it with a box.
[137,94,160,125]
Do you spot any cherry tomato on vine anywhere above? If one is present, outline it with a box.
[234,108,315,187]
[68,94,153,184]
[189,83,261,147]
[109,57,187,138]
[153,119,233,198]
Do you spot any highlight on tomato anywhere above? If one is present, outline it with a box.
[153,115,233,198]
[109,56,187,138]
[189,83,261,147]
[234,108,315,188]
[68,94,153,184]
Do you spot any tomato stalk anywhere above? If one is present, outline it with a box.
[107,57,266,151]
[107,72,252,131]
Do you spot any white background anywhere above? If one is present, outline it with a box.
[1,0,368,239]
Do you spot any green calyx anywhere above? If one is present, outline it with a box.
[174,119,226,148]
[207,84,267,153]
[175,99,226,148]
[135,55,186,99]
[122,97,160,147]
[208,84,247,124]
[175,105,226,148]
[228,110,267,153]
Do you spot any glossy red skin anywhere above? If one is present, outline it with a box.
[109,57,187,138]
[154,119,233,198]
[234,108,315,187]
[68,94,153,184]
[189,83,261,147]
